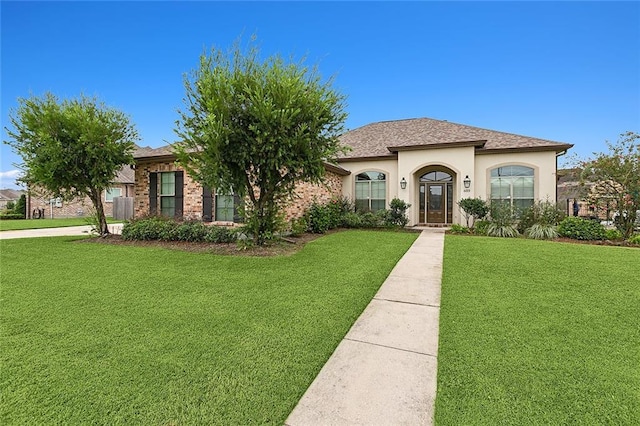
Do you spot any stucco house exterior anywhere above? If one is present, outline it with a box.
[133,117,573,226]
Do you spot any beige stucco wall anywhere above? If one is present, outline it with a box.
[337,148,560,226]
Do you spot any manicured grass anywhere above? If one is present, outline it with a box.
[0,230,417,424]
[436,236,639,425]
[0,217,119,231]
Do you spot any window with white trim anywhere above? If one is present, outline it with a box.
[160,172,176,217]
[490,165,534,210]
[355,171,386,212]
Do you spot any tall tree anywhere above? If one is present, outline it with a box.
[5,93,138,235]
[174,40,347,245]
[581,131,639,239]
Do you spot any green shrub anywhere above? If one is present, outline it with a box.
[458,197,489,228]
[557,217,606,240]
[450,224,470,234]
[0,213,26,220]
[14,194,27,218]
[473,220,490,235]
[289,216,308,237]
[205,226,237,243]
[518,200,566,234]
[122,216,176,241]
[173,221,209,242]
[525,223,558,240]
[627,234,640,245]
[342,212,363,228]
[306,203,332,234]
[605,228,623,241]
[386,198,411,227]
[487,202,519,238]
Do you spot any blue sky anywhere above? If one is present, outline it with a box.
[2,1,639,189]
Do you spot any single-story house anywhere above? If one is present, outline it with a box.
[0,189,25,210]
[27,167,135,219]
[133,117,573,226]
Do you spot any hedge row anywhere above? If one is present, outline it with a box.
[121,217,237,243]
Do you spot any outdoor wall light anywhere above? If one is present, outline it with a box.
[463,175,471,189]
[400,177,407,189]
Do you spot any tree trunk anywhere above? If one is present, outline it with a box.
[89,188,109,236]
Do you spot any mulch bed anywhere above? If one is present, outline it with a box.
[78,231,329,256]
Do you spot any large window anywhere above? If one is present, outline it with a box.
[355,171,386,212]
[490,165,534,210]
[160,172,176,217]
[105,187,121,202]
[215,194,235,221]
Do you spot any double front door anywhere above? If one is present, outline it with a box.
[419,182,453,224]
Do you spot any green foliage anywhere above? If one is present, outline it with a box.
[174,37,348,245]
[487,202,520,238]
[0,213,25,220]
[557,217,606,240]
[580,131,640,239]
[122,217,239,243]
[458,197,489,228]
[518,199,566,234]
[14,194,26,217]
[605,228,623,241]
[449,224,471,234]
[387,198,411,227]
[627,234,640,245]
[525,223,559,240]
[473,220,490,236]
[5,93,138,235]
[288,216,308,237]
[342,212,363,228]
[306,203,333,234]
[5,201,15,211]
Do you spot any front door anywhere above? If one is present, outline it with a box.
[419,181,453,224]
[427,184,445,223]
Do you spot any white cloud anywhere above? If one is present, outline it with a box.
[0,170,22,179]
[0,170,24,189]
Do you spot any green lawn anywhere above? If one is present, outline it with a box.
[0,217,119,231]
[436,235,640,425]
[0,230,417,424]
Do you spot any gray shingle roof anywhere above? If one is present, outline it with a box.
[338,117,573,160]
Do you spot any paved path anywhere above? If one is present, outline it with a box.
[0,223,123,239]
[286,229,445,426]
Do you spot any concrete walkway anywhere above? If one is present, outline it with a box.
[0,223,123,239]
[286,229,445,426]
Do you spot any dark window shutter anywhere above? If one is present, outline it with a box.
[233,194,244,223]
[149,172,157,215]
[202,187,213,222]
[174,171,184,219]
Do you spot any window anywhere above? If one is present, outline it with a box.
[355,171,386,212]
[490,165,534,210]
[160,172,176,217]
[105,188,121,202]
[215,194,235,221]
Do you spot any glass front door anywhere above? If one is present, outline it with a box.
[419,181,454,224]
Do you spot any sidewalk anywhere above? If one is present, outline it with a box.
[0,223,123,240]
[286,229,445,426]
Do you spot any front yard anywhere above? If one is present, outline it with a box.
[436,235,639,424]
[0,217,118,231]
[0,231,417,424]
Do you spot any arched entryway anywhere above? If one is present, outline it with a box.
[417,167,455,224]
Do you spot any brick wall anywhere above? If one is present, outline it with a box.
[28,184,133,219]
[135,158,345,222]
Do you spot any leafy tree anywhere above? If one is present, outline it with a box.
[14,194,26,218]
[5,201,15,212]
[580,131,639,239]
[458,197,489,228]
[174,40,347,245]
[5,93,138,235]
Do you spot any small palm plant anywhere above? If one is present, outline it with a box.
[486,201,519,238]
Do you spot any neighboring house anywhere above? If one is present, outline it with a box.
[27,167,135,219]
[133,117,573,226]
[0,189,25,210]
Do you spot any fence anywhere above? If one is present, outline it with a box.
[113,197,134,221]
